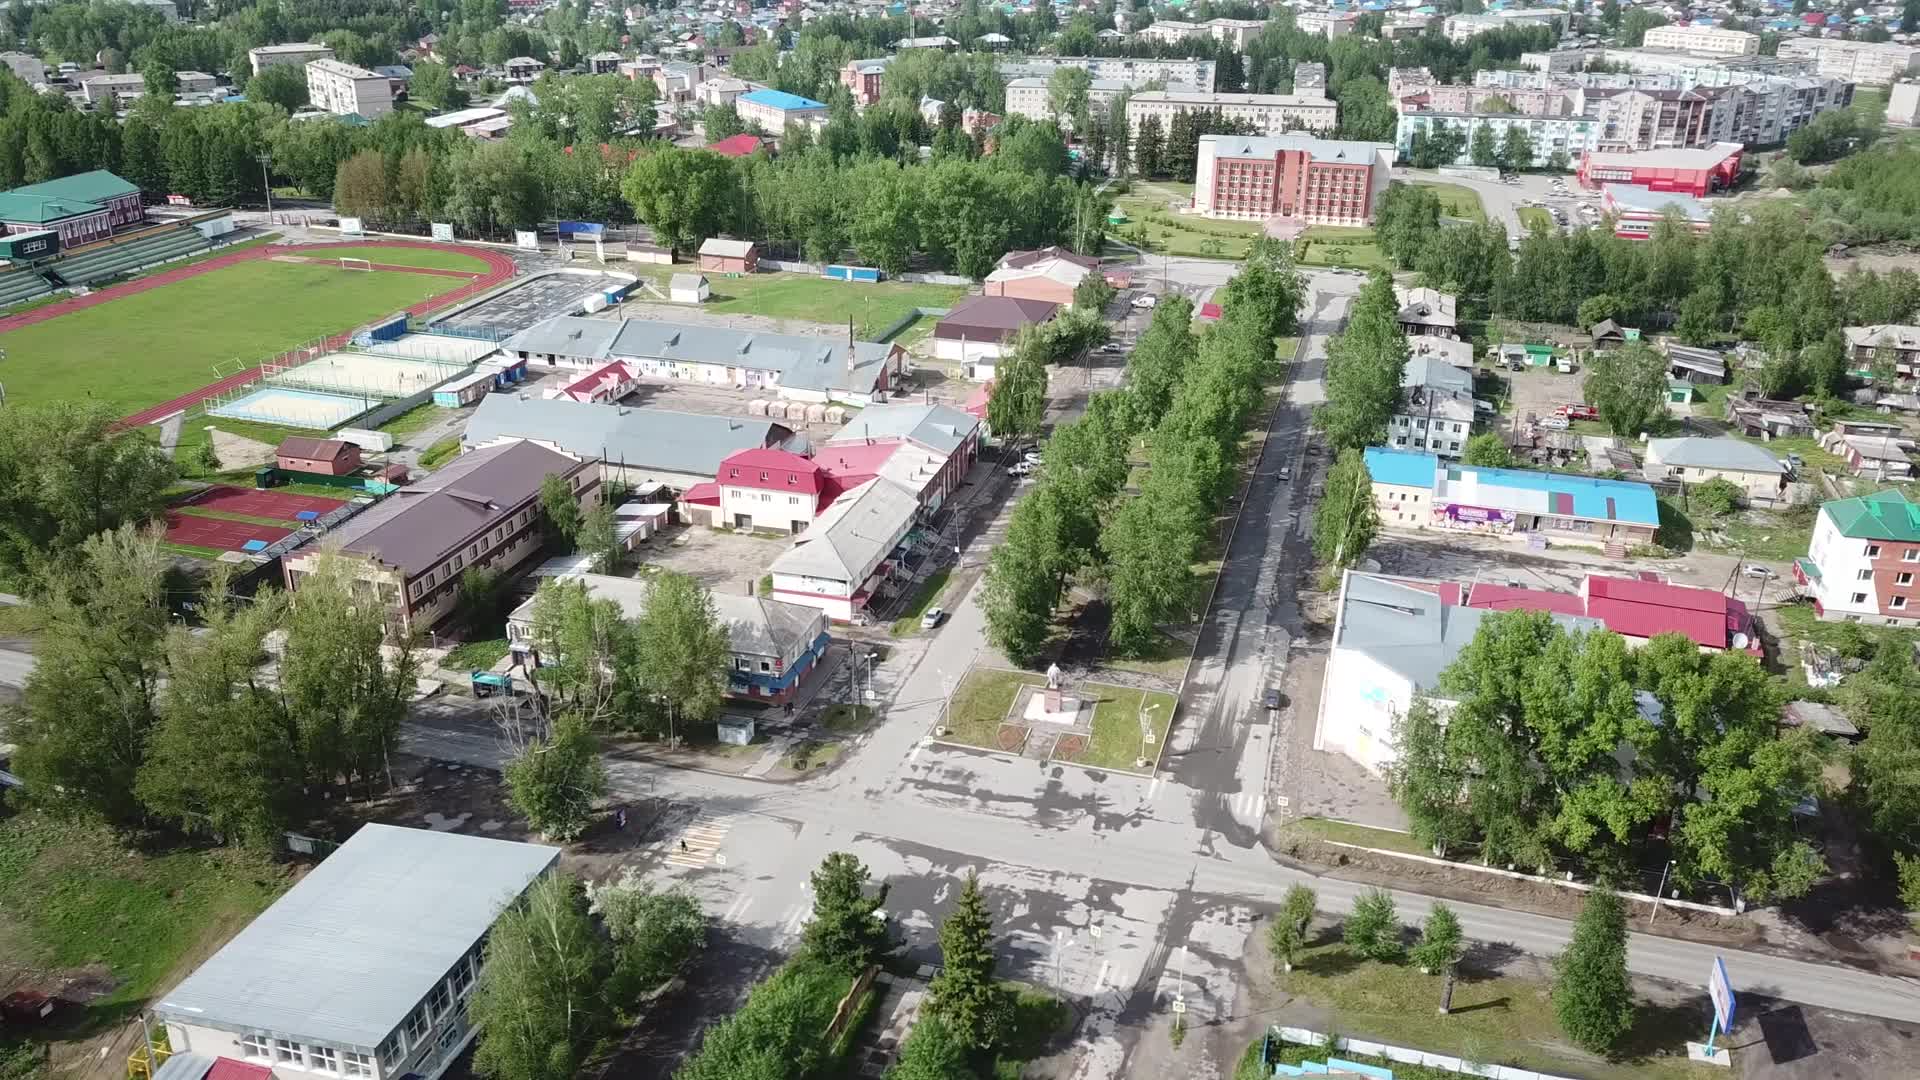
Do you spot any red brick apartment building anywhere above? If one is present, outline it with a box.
[1191,134,1394,226]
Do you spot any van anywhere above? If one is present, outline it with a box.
[1557,357,1577,374]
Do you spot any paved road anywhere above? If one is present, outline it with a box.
[401,270,1920,1078]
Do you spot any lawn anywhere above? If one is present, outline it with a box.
[1773,600,1917,658]
[419,435,463,470]
[376,402,454,439]
[1413,181,1486,223]
[307,245,493,273]
[1270,943,1722,1080]
[943,668,1044,748]
[1101,628,1190,682]
[1080,685,1176,772]
[0,814,288,1028]
[1111,187,1264,260]
[1296,227,1391,270]
[1697,509,1815,562]
[0,260,455,415]
[1517,206,1553,232]
[1281,816,1431,857]
[445,637,509,671]
[643,271,966,337]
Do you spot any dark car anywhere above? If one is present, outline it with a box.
[1263,688,1281,710]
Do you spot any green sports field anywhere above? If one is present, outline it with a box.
[306,245,494,272]
[639,270,967,337]
[0,260,456,415]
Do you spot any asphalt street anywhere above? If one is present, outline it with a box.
[400,272,1920,1077]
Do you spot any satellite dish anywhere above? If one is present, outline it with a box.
[1732,632,1750,650]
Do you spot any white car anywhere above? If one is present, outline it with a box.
[921,607,947,630]
[1131,294,1158,309]
[1022,451,1043,465]
[1538,415,1571,430]
[1009,461,1038,477]
[1744,565,1777,579]
[1100,342,1123,354]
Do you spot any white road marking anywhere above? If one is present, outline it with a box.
[1147,776,1162,799]
[723,894,754,922]
[665,815,733,867]
[1094,960,1110,991]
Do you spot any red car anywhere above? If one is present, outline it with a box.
[1557,403,1599,421]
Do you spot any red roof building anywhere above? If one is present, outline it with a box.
[707,133,769,158]
[1465,574,1760,654]
[714,448,834,533]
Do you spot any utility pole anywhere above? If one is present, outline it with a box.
[257,153,273,222]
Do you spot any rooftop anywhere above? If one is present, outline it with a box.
[1645,435,1786,474]
[771,478,919,582]
[152,825,558,1049]
[1200,132,1391,166]
[0,169,139,224]
[1604,183,1711,221]
[1583,141,1743,171]
[1823,488,1920,542]
[508,573,823,659]
[824,401,979,457]
[502,314,896,398]
[1364,448,1661,526]
[463,394,791,478]
[1467,574,1756,652]
[934,295,1060,341]
[740,88,827,111]
[1336,572,1600,693]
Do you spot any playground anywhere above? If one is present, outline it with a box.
[0,240,516,425]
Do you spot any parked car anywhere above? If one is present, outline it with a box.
[1100,342,1123,354]
[921,607,947,630]
[1539,415,1571,430]
[1009,461,1037,477]
[1277,466,1292,481]
[1131,294,1157,309]
[1263,688,1282,710]
[1787,453,1806,469]
[1557,403,1598,421]
[1744,565,1777,579]
[1022,450,1044,465]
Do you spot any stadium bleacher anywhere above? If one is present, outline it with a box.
[0,265,52,307]
[50,224,211,286]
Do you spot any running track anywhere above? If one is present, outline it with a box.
[0,239,518,430]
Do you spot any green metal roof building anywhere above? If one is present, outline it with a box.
[0,169,145,246]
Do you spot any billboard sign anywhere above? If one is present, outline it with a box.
[1708,957,1734,1032]
[515,230,540,250]
[339,216,365,237]
[430,222,455,242]
[1444,504,1510,524]
[557,221,605,238]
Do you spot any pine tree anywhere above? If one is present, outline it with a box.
[1553,889,1635,1054]
[1343,888,1405,962]
[1410,903,1465,974]
[927,871,1004,1050]
[802,853,892,975]
[1134,114,1165,179]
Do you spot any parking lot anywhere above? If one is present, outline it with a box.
[632,522,790,597]
[1493,360,1592,428]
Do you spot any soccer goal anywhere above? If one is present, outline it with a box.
[339,257,374,272]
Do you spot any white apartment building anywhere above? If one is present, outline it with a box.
[306,58,393,118]
[1776,36,1920,84]
[1126,90,1337,136]
[998,55,1217,93]
[153,826,559,1080]
[1798,489,1920,624]
[1295,11,1359,40]
[1642,25,1761,58]
[1444,9,1569,43]
[249,43,334,76]
[1137,17,1267,50]
[1395,110,1604,166]
[1390,356,1476,458]
[1005,77,1194,126]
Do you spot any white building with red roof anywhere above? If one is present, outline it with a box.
[1464,573,1761,655]
[705,447,835,534]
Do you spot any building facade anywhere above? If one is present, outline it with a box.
[1798,489,1920,624]
[841,58,889,105]
[1364,447,1661,549]
[0,170,145,247]
[1295,11,1358,39]
[249,43,334,75]
[736,88,828,133]
[1777,37,1920,84]
[1125,90,1337,136]
[1601,183,1713,239]
[153,826,559,1080]
[306,58,394,118]
[1576,142,1744,197]
[997,55,1217,93]
[1192,133,1391,225]
[282,440,598,634]
[1642,25,1761,58]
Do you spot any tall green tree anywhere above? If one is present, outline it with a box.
[927,871,1005,1050]
[802,852,892,975]
[504,712,606,842]
[470,873,613,1080]
[540,472,584,549]
[0,400,175,580]
[985,326,1051,444]
[621,147,741,255]
[525,578,633,724]
[588,868,707,997]
[1581,341,1668,439]
[1460,432,1514,468]
[1268,885,1318,973]
[630,571,730,740]
[1553,889,1634,1055]
[1469,124,1498,169]
[1312,449,1381,570]
[1410,903,1465,975]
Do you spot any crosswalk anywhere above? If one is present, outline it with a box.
[719,885,813,940]
[664,814,733,868]
[1226,790,1266,823]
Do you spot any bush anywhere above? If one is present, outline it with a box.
[1691,476,1745,517]
[1343,888,1404,962]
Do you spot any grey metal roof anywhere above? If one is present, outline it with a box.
[501,315,622,361]
[509,573,825,658]
[326,439,587,577]
[826,402,980,457]
[150,1053,215,1080]
[464,394,787,478]
[1645,436,1787,475]
[771,479,919,581]
[1199,132,1390,165]
[153,825,558,1049]
[1334,573,1599,693]
[1402,355,1473,397]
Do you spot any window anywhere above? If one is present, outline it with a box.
[342,1053,373,1079]
[1900,573,1914,586]
[760,660,773,672]
[404,1007,428,1045]
[451,953,476,998]
[1895,596,1910,610]
[427,981,451,1020]
[1853,592,1870,605]
[736,657,750,670]
[789,496,800,505]
[1858,569,1874,581]
[1868,544,1882,557]
[241,1035,272,1061]
[308,1047,340,1074]
[1907,549,1919,562]
[274,1041,302,1065]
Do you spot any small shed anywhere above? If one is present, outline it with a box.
[1666,344,1728,384]
[698,237,758,275]
[717,716,756,746]
[1781,700,1861,742]
[1667,379,1695,404]
[669,272,710,304]
[431,369,496,407]
[275,436,362,477]
[1591,320,1629,349]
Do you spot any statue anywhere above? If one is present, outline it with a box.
[1046,662,1064,690]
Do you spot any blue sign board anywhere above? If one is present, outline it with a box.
[556,221,605,237]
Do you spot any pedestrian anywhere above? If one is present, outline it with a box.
[679,839,688,852]
[616,808,627,831]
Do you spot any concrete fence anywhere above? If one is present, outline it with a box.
[1269,1026,1578,1080]
[1313,837,1739,916]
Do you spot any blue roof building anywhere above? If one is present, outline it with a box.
[739,88,827,111]
[1364,447,1661,547]
[737,88,828,134]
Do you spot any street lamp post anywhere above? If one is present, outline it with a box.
[1649,859,1677,926]
[256,153,273,222]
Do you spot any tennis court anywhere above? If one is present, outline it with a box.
[207,385,379,429]
[181,485,347,522]
[164,511,293,553]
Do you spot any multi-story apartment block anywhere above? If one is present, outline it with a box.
[1401,83,1575,116]
[1777,36,1920,85]
[1523,47,1814,84]
[306,58,394,118]
[1889,81,1920,126]
[841,57,889,105]
[1395,110,1604,167]
[1642,25,1761,58]
[282,439,598,635]
[1005,77,1197,126]
[737,88,828,133]
[249,42,333,76]
[1295,11,1359,40]
[1192,133,1392,225]
[153,825,560,1080]
[1126,90,1337,136]
[999,55,1217,93]
[1294,61,1328,96]
[1139,17,1268,49]
[1444,9,1569,43]
[1798,489,1920,624]
[588,51,623,75]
